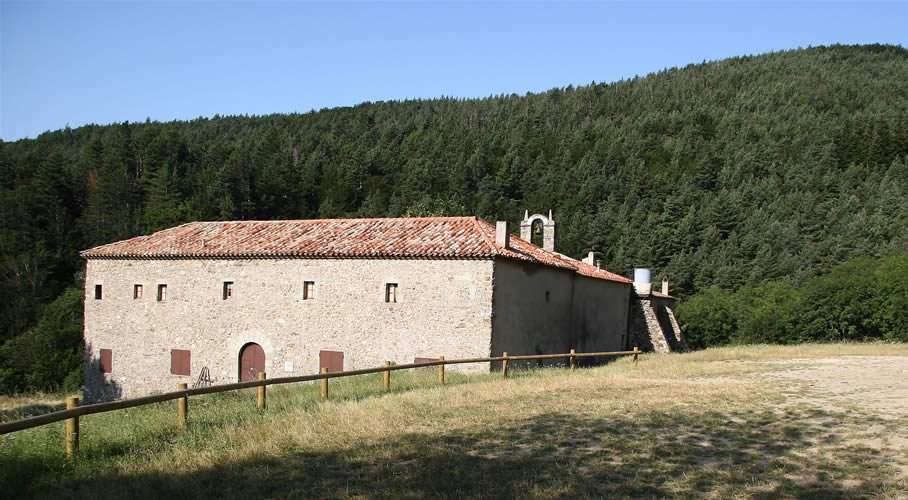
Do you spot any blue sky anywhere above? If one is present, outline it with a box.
[2,1,906,141]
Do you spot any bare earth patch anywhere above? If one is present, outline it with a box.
[771,356,908,417]
[768,356,908,480]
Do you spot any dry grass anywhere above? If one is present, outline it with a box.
[2,343,907,498]
[0,393,71,423]
[679,341,908,362]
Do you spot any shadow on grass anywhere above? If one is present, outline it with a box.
[0,401,66,423]
[22,406,904,498]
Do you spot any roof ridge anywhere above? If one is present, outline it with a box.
[78,221,198,256]
[193,216,476,224]
[470,216,498,256]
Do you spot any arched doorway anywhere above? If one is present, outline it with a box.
[239,343,265,381]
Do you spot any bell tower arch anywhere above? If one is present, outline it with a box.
[520,210,556,252]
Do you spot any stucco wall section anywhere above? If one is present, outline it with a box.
[570,275,631,354]
[490,259,630,367]
[490,259,574,361]
[83,258,494,401]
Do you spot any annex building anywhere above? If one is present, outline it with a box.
[80,214,648,401]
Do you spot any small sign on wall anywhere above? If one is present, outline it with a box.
[284,361,294,373]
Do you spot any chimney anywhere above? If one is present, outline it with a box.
[495,221,510,248]
[662,276,669,295]
[633,268,652,296]
[582,251,595,265]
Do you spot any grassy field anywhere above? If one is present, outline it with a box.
[2,343,907,498]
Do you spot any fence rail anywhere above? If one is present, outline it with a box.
[0,347,641,456]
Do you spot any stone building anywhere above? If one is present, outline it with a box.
[81,215,635,401]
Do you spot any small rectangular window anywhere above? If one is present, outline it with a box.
[133,284,143,299]
[303,281,315,300]
[94,284,103,300]
[385,283,398,303]
[99,348,112,373]
[157,284,167,302]
[223,281,234,300]
[170,349,191,376]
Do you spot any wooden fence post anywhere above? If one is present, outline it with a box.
[437,356,445,385]
[257,372,266,411]
[502,352,509,378]
[177,383,188,427]
[383,361,391,391]
[65,396,79,459]
[633,346,639,367]
[569,349,576,372]
[320,367,329,400]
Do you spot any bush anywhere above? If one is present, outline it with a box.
[734,281,799,345]
[679,251,908,348]
[677,287,740,349]
[874,253,908,341]
[788,257,881,342]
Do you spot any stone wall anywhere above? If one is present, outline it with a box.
[652,296,687,351]
[83,258,495,401]
[628,296,687,353]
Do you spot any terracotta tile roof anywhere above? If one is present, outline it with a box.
[81,216,631,284]
[571,259,634,284]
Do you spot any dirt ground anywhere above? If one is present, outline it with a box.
[772,356,908,417]
[769,356,908,478]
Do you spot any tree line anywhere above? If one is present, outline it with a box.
[678,251,908,348]
[1,44,906,392]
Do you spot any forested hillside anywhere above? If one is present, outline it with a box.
[2,44,907,391]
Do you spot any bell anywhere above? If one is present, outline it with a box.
[534,224,543,235]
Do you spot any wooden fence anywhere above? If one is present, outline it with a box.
[0,347,641,458]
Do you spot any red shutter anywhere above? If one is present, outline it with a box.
[319,350,344,373]
[415,357,440,370]
[99,349,112,373]
[171,349,191,376]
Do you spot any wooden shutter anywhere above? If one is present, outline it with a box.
[319,350,344,373]
[171,349,191,376]
[99,349,112,373]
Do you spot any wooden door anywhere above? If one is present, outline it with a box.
[239,343,265,381]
